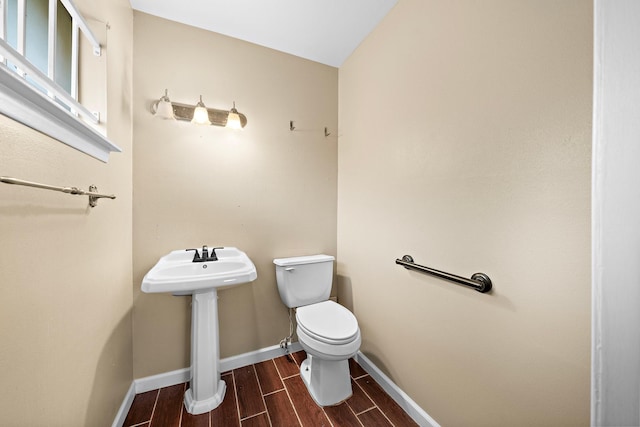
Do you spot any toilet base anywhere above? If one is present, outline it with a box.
[300,355,352,406]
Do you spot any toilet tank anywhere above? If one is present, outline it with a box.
[273,254,335,308]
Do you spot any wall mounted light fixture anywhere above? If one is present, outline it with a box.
[151,89,247,128]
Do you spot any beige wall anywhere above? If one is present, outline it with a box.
[0,0,133,426]
[338,1,592,426]
[132,12,338,377]
[0,1,593,425]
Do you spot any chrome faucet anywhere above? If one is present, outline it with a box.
[186,245,222,262]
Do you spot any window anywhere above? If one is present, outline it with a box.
[0,0,120,162]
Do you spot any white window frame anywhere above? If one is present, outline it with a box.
[0,0,121,162]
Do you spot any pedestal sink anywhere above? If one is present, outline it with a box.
[141,247,257,415]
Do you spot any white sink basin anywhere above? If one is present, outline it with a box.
[142,247,257,294]
[140,246,258,415]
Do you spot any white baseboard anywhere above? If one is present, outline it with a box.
[111,382,136,427]
[112,343,439,427]
[220,342,302,372]
[354,352,440,427]
[132,342,303,395]
[112,343,301,427]
[134,366,191,394]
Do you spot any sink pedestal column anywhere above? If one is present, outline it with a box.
[184,289,226,415]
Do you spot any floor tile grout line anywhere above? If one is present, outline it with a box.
[262,387,286,397]
[177,382,185,427]
[280,372,300,380]
[354,406,379,416]
[357,407,378,416]
[232,369,242,426]
[346,361,373,426]
[273,350,304,381]
[347,378,376,415]
[280,353,305,426]
[357,405,396,426]
[184,382,189,427]
[259,358,286,396]
[353,380,397,427]
[239,410,268,422]
[281,377,304,427]
[252,364,274,427]
[271,355,286,380]
[146,388,160,426]
[321,406,336,427]
[347,403,367,427]
[350,380,380,418]
[286,352,299,367]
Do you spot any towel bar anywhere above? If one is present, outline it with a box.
[1,176,115,208]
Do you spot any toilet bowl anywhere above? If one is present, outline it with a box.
[296,300,361,405]
[273,255,361,406]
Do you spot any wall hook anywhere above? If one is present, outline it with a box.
[290,121,295,131]
[324,127,331,137]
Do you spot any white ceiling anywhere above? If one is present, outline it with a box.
[128,0,398,67]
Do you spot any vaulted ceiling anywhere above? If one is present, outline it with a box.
[128,0,398,67]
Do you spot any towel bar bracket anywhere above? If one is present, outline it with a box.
[88,185,100,207]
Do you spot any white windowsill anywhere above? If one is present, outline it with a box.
[0,64,121,162]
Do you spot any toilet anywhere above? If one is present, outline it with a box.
[273,254,361,406]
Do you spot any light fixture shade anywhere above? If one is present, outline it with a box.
[153,89,175,120]
[191,95,211,125]
[192,106,211,125]
[155,99,175,120]
[226,112,242,129]
[226,102,243,129]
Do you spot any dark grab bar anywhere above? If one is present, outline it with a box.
[395,255,492,293]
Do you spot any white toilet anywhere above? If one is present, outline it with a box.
[273,254,361,406]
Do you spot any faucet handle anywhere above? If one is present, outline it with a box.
[185,248,202,262]
[209,247,224,261]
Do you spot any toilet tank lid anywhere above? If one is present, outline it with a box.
[273,254,335,266]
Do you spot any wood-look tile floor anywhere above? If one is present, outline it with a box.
[124,350,419,427]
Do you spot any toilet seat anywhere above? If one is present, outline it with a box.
[296,301,359,345]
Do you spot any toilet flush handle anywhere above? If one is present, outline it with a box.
[285,267,295,272]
